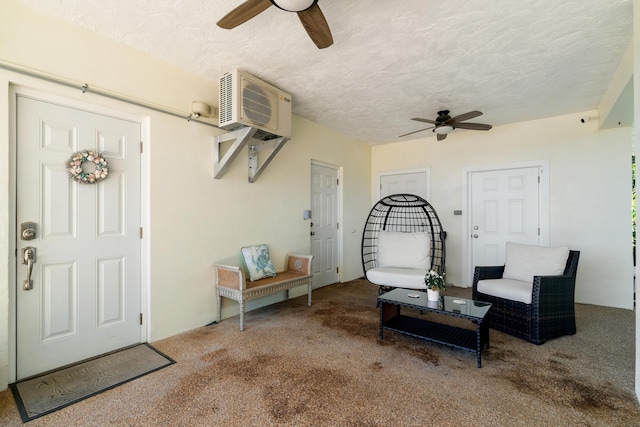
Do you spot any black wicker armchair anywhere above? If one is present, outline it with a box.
[472,250,580,345]
[361,194,445,294]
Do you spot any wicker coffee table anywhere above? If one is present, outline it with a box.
[377,288,492,368]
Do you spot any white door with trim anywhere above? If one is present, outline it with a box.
[16,95,142,379]
[470,167,541,269]
[380,171,428,200]
[310,163,338,288]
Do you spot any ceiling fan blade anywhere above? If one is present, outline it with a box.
[437,133,447,141]
[448,110,483,124]
[454,122,492,131]
[399,126,434,138]
[411,117,438,125]
[297,4,333,49]
[217,0,273,29]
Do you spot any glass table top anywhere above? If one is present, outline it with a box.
[378,288,492,320]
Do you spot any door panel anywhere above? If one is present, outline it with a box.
[471,167,541,268]
[310,163,338,288]
[16,95,142,379]
[380,171,428,200]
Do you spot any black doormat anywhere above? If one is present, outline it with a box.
[10,343,175,422]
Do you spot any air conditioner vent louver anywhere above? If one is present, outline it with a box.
[218,69,291,139]
[242,83,272,127]
[219,73,234,125]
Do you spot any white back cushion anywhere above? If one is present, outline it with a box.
[376,231,430,269]
[503,241,570,283]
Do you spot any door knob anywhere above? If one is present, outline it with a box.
[473,234,478,239]
[310,231,316,236]
[22,246,36,290]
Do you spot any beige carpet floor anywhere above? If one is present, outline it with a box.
[0,279,638,426]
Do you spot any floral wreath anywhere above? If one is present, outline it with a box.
[67,150,109,184]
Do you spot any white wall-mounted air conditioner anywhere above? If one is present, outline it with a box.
[219,69,292,139]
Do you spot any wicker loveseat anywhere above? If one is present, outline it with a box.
[472,242,580,345]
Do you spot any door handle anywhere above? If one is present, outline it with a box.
[310,231,316,236]
[22,246,36,290]
[473,234,479,239]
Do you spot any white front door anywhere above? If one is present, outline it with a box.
[470,167,541,270]
[16,94,143,379]
[379,169,429,200]
[310,163,339,288]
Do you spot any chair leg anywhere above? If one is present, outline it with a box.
[308,283,312,306]
[217,294,222,323]
[239,301,245,331]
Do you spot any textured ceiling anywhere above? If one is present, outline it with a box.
[16,0,633,144]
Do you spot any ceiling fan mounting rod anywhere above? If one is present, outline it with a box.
[270,0,318,12]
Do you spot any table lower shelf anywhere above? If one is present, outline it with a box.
[382,314,484,364]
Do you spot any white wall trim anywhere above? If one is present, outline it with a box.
[460,159,550,287]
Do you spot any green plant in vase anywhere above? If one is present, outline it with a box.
[425,270,446,290]
[425,270,445,301]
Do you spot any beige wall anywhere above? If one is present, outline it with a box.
[373,113,633,310]
[0,0,371,390]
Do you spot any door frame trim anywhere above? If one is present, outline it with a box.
[8,84,150,382]
[376,168,431,201]
[310,159,343,284]
[461,160,550,287]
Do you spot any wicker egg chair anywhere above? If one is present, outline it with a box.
[361,194,446,294]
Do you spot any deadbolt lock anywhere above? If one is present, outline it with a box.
[21,222,37,241]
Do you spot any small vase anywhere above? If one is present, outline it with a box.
[427,289,440,301]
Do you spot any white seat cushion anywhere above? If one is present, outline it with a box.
[366,267,426,290]
[477,278,533,304]
[503,242,569,283]
[377,231,430,269]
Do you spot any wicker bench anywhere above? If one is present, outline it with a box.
[214,253,313,331]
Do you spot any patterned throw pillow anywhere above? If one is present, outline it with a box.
[241,244,277,281]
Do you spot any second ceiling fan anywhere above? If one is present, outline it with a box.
[400,110,492,141]
[217,0,333,49]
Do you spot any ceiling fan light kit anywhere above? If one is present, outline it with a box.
[271,0,316,12]
[434,125,453,135]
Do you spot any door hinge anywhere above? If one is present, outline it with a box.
[538,176,540,183]
[140,141,143,153]
[538,227,541,235]
[337,178,339,185]
[139,313,143,325]
[336,223,339,230]
[336,267,339,274]
[140,227,143,239]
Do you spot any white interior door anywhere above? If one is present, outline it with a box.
[470,167,541,270]
[379,169,429,200]
[310,163,339,288]
[16,94,142,379]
